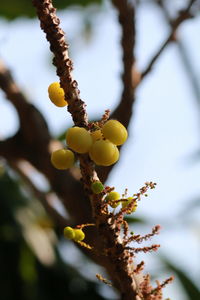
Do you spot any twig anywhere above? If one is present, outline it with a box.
[126,225,161,245]
[125,244,160,253]
[156,0,200,109]
[141,0,195,79]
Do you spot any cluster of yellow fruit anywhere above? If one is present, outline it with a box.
[66,119,127,166]
[63,226,85,242]
[48,81,128,169]
[51,120,127,169]
[106,191,137,212]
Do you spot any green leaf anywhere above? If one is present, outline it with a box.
[0,0,103,20]
[124,216,146,224]
[163,259,200,300]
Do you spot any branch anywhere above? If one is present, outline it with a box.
[32,0,88,127]
[141,0,195,79]
[156,0,200,109]
[32,1,145,298]
[0,60,93,229]
[111,0,136,126]
[98,0,136,182]
[0,60,50,147]
[0,44,141,298]
[9,161,69,228]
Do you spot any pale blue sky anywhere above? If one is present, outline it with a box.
[0,1,200,299]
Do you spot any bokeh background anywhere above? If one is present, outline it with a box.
[0,0,200,299]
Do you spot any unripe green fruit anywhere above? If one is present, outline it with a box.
[48,82,68,107]
[64,226,75,239]
[51,149,75,170]
[66,127,93,154]
[102,120,128,146]
[91,181,104,194]
[122,197,137,212]
[73,229,85,242]
[89,139,119,166]
[106,191,121,208]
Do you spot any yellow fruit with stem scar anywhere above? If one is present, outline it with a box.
[73,229,85,241]
[63,226,75,240]
[89,139,119,166]
[51,149,75,170]
[102,119,128,146]
[66,127,93,154]
[48,82,68,107]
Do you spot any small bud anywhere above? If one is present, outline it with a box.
[73,229,85,242]
[64,226,75,240]
[91,181,104,194]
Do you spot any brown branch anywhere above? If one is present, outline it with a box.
[0,60,50,147]
[98,0,136,183]
[141,0,195,79]
[32,0,88,127]
[0,60,93,229]
[32,1,146,299]
[9,161,69,228]
[111,0,136,125]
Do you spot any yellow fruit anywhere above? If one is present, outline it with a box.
[48,82,67,107]
[122,197,137,213]
[51,149,75,170]
[89,139,119,166]
[66,127,93,154]
[73,229,85,241]
[102,120,128,146]
[64,226,75,239]
[105,191,121,208]
[90,130,102,142]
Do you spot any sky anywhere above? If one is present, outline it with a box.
[0,1,200,299]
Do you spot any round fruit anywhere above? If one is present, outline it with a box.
[102,120,128,146]
[105,191,121,208]
[73,229,85,242]
[51,149,75,170]
[66,127,93,154]
[64,226,75,240]
[122,197,137,213]
[48,82,68,107]
[90,130,102,142]
[89,139,119,166]
[91,181,104,194]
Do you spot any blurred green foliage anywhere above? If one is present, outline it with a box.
[0,0,103,20]
[163,259,200,300]
[0,170,107,300]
